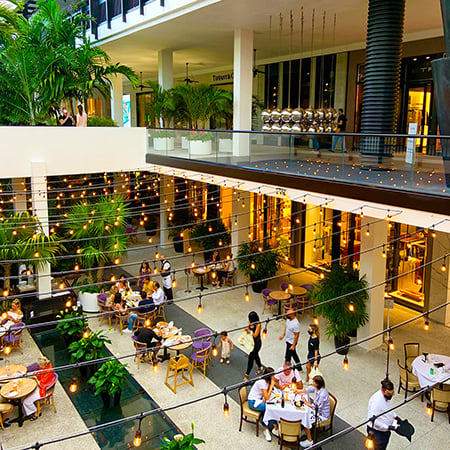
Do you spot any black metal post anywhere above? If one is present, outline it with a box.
[122,0,127,22]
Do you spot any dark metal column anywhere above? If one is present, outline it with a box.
[360,0,405,160]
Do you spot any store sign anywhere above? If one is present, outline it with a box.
[211,72,234,83]
[405,123,417,165]
[122,94,131,127]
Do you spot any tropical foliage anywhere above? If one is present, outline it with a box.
[65,196,131,285]
[68,330,111,363]
[0,212,64,290]
[88,359,129,396]
[310,264,369,340]
[146,81,175,128]
[161,423,204,449]
[56,306,88,338]
[87,116,118,127]
[0,0,137,125]
[190,219,231,251]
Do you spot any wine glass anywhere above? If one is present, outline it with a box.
[422,352,429,363]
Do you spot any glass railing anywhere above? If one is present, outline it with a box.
[146,128,450,197]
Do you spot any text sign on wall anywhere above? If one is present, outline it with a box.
[405,123,417,165]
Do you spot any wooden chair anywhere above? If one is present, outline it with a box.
[134,340,152,369]
[313,392,337,441]
[114,311,129,335]
[430,384,450,423]
[190,343,211,378]
[238,386,262,437]
[222,269,235,287]
[278,418,302,449]
[137,310,157,329]
[165,354,194,394]
[397,360,423,401]
[99,304,113,327]
[2,323,25,354]
[0,403,13,430]
[262,288,276,315]
[404,343,420,370]
[156,298,167,321]
[36,374,58,418]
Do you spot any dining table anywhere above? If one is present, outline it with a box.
[287,286,308,299]
[0,365,27,383]
[411,354,450,388]
[269,290,292,316]
[192,266,211,291]
[153,322,192,361]
[0,377,37,427]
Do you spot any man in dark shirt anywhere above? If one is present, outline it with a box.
[137,291,156,313]
[59,108,74,126]
[133,327,162,364]
[331,108,347,152]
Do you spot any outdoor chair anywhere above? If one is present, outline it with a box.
[133,340,152,369]
[2,322,25,354]
[397,360,422,401]
[0,403,13,431]
[238,386,262,437]
[99,304,113,327]
[155,297,167,321]
[262,288,276,315]
[165,354,194,394]
[137,310,157,329]
[36,374,58,418]
[280,282,289,292]
[114,311,129,335]
[313,392,337,441]
[283,300,301,316]
[430,384,450,423]
[404,343,420,370]
[97,293,107,306]
[191,328,213,353]
[222,269,235,287]
[301,283,314,292]
[191,342,211,378]
[26,362,40,373]
[278,418,302,449]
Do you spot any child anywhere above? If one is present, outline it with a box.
[218,331,234,364]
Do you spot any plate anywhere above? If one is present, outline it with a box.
[8,391,18,398]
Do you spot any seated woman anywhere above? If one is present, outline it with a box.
[2,299,24,330]
[214,254,235,288]
[297,375,331,448]
[247,367,278,442]
[23,356,55,421]
[113,293,127,312]
[106,285,118,307]
[115,275,129,295]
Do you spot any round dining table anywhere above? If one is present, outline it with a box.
[287,286,308,298]
[269,290,292,316]
[0,365,27,382]
[193,266,211,291]
[0,377,37,427]
[411,354,450,387]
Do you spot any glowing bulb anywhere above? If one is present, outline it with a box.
[424,318,430,331]
[74,264,79,271]
[133,430,142,447]
[223,401,230,418]
[431,231,436,238]
[262,328,267,340]
[153,361,159,373]
[1,312,8,320]
[212,345,218,357]
[191,261,195,268]
[426,402,433,416]
[2,291,8,299]
[34,251,39,258]
[69,379,78,393]
[250,263,255,270]
[197,303,203,314]
[208,226,212,232]
[83,330,89,339]
[348,302,355,312]
[155,252,160,259]
[172,279,177,288]
[441,261,447,272]
[218,240,223,246]
[153,267,158,274]
[319,272,324,279]
[365,432,374,449]
[111,275,116,282]
[115,258,120,265]
[148,238,153,244]
[4,346,11,356]
[114,242,118,249]
[388,337,394,351]
[382,245,387,258]
[245,293,250,302]
[188,247,192,253]
[343,356,349,370]
[65,300,72,308]
[313,315,319,326]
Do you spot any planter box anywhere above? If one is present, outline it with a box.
[189,140,212,155]
[219,138,232,153]
[181,136,189,149]
[153,137,175,151]
[78,292,99,313]
[100,390,122,408]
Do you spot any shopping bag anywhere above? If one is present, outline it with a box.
[238,331,254,353]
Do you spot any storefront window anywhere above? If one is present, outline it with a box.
[315,54,336,109]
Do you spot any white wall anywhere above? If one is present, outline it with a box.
[0,127,147,178]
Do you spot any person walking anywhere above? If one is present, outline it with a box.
[305,323,320,383]
[331,108,347,152]
[159,254,173,301]
[76,104,88,127]
[243,311,264,381]
[279,309,302,369]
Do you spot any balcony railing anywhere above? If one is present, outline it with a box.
[146,128,450,198]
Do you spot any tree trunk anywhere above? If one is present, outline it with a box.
[3,264,11,291]
[96,262,104,288]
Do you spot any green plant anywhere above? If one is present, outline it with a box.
[237,240,281,281]
[68,330,111,363]
[310,264,369,340]
[88,359,129,396]
[87,116,117,127]
[146,81,175,128]
[161,423,204,449]
[74,278,102,294]
[150,130,177,138]
[186,131,214,142]
[56,306,88,337]
[189,219,231,251]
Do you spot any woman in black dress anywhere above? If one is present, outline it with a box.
[243,311,264,381]
[306,323,321,383]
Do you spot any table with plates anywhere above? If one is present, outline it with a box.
[153,322,192,361]
[192,266,211,291]
[411,354,450,388]
[124,291,141,307]
[0,365,27,383]
[0,377,37,427]
[269,290,292,316]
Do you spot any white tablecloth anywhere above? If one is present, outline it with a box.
[263,402,313,429]
[411,354,450,388]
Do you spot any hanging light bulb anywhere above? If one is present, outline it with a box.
[133,429,142,447]
[381,245,387,258]
[234,216,238,226]
[424,317,430,331]
[74,264,79,271]
[155,249,160,259]
[145,318,151,327]
[348,301,355,312]
[148,237,153,244]
[360,208,364,218]
[197,299,203,314]
[250,262,255,270]
[313,227,316,235]
[319,272,325,279]
[365,225,370,237]
[431,227,436,238]
[218,240,223,246]
[153,263,158,275]
[188,246,192,253]
[1,312,7,320]
[152,359,159,373]
[441,259,447,272]
[208,226,213,232]
[111,275,116,282]
[313,315,319,326]
[343,356,349,370]
[388,336,394,351]
[83,329,90,339]
[172,278,177,288]
[245,285,250,302]
[191,259,195,268]
[426,401,433,416]
[4,345,11,356]
[69,378,78,393]
[290,377,297,390]
[115,258,120,265]
[223,394,230,418]
[365,429,374,449]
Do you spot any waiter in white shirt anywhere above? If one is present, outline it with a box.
[367,378,399,449]
[159,255,173,301]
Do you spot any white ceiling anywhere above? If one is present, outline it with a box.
[98,0,444,82]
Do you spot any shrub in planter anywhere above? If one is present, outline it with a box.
[88,359,129,408]
[310,264,369,354]
[189,219,231,261]
[237,241,281,293]
[87,116,117,127]
[56,306,87,343]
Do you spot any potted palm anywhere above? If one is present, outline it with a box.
[56,306,88,345]
[68,330,111,379]
[168,206,194,253]
[161,423,204,449]
[310,264,369,354]
[189,219,231,262]
[88,359,129,408]
[237,241,282,293]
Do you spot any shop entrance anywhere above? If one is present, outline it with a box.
[405,84,432,153]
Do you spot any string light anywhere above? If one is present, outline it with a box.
[365,225,370,237]
[172,271,177,288]
[360,208,364,218]
[69,378,78,393]
[365,429,374,449]
[245,285,250,302]
[1,311,7,320]
[388,336,394,351]
[313,314,319,326]
[4,346,11,356]
[348,301,355,312]
[343,355,349,370]
[319,272,324,279]
[424,316,430,331]
[431,226,436,238]
[83,329,90,339]
[223,392,230,418]
[212,344,218,357]
[441,258,447,272]
[262,319,269,340]
[152,359,159,373]
[426,401,433,416]
[290,376,297,390]
[134,416,143,447]
[381,245,387,258]
[197,295,203,314]
[234,216,238,226]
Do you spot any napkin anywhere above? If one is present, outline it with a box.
[168,321,174,329]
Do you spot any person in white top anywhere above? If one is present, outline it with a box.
[151,282,165,306]
[279,309,302,369]
[76,104,88,127]
[273,361,303,391]
[159,255,173,300]
[367,378,399,449]
[247,367,279,442]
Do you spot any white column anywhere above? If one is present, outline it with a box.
[13,178,27,214]
[31,162,51,300]
[158,49,173,90]
[233,29,253,157]
[110,74,124,126]
[159,175,174,249]
[357,216,388,350]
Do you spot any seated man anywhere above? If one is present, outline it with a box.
[124,291,156,333]
[133,327,162,362]
[150,281,165,306]
[142,276,154,296]
[273,361,303,391]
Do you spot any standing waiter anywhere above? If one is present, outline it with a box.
[159,254,173,301]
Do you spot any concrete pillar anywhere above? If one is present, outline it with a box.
[129,90,137,127]
[158,49,173,90]
[12,178,27,214]
[358,216,388,350]
[233,29,253,157]
[31,162,51,300]
[309,57,317,108]
[425,231,450,326]
[110,74,124,126]
[159,175,174,249]
[334,52,348,110]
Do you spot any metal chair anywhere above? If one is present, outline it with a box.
[190,342,211,378]
[278,418,302,449]
[165,354,194,394]
[313,392,337,441]
[397,360,423,400]
[404,343,420,370]
[430,384,450,423]
[238,386,262,437]
[36,374,58,418]
[262,288,276,315]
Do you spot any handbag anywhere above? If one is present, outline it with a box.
[238,331,254,353]
[309,366,323,379]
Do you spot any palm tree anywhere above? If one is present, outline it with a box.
[0,1,21,42]
[145,81,175,128]
[0,212,63,291]
[65,196,131,285]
